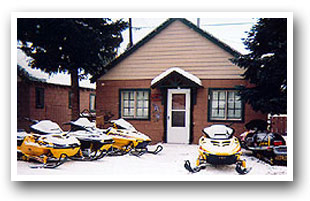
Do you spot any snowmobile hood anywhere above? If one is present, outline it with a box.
[108,128,151,141]
[111,119,137,131]
[203,125,234,139]
[39,134,80,148]
[30,120,63,134]
[199,136,241,155]
[69,130,113,141]
[17,130,29,140]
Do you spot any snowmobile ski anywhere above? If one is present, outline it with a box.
[147,145,163,155]
[184,160,207,173]
[29,153,68,169]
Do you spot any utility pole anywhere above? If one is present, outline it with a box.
[197,18,200,28]
[128,18,133,48]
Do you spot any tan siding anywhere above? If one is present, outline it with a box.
[100,20,244,81]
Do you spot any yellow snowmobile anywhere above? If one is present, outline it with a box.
[65,118,114,160]
[17,120,81,168]
[184,125,251,174]
[105,119,163,156]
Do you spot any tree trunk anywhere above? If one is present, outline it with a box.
[70,68,80,120]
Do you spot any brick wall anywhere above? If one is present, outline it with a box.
[96,79,267,144]
[17,81,95,131]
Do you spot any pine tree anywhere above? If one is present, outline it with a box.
[232,18,287,114]
[17,18,128,119]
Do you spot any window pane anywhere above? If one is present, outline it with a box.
[172,94,185,109]
[228,109,241,119]
[143,109,149,117]
[219,91,226,100]
[144,100,149,108]
[212,91,218,100]
[218,100,226,109]
[123,91,129,99]
[172,111,185,127]
[129,101,135,108]
[136,108,143,117]
[137,100,143,108]
[136,91,144,100]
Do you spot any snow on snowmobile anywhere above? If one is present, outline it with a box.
[105,119,163,156]
[184,125,251,174]
[240,119,287,166]
[65,118,114,160]
[17,119,81,168]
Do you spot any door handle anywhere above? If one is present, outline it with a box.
[167,116,170,120]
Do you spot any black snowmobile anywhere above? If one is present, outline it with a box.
[240,119,287,166]
[64,118,114,160]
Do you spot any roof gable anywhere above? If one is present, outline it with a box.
[93,18,243,82]
[151,67,202,88]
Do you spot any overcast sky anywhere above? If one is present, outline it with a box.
[119,18,258,54]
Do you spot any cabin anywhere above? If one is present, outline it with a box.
[93,18,266,144]
[17,65,96,131]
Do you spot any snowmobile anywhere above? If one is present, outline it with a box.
[184,125,251,174]
[105,119,163,156]
[65,118,114,160]
[240,119,287,166]
[17,119,81,168]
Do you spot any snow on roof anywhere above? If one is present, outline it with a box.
[261,53,275,59]
[17,49,96,89]
[151,67,202,87]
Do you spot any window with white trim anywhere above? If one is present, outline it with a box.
[209,89,243,121]
[120,89,150,119]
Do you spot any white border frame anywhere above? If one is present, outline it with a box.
[11,12,293,181]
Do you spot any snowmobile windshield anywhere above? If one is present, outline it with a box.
[111,119,137,131]
[30,120,63,134]
[202,125,234,139]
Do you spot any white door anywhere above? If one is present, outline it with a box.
[167,89,191,144]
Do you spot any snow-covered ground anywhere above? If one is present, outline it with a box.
[16,143,287,180]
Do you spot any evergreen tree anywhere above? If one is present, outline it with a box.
[232,18,287,114]
[17,18,128,119]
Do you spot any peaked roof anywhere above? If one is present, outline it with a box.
[151,67,202,88]
[91,18,241,82]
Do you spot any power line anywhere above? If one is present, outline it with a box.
[131,21,255,30]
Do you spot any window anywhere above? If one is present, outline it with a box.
[89,94,96,112]
[68,91,73,109]
[120,89,150,119]
[35,87,44,109]
[208,89,243,121]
